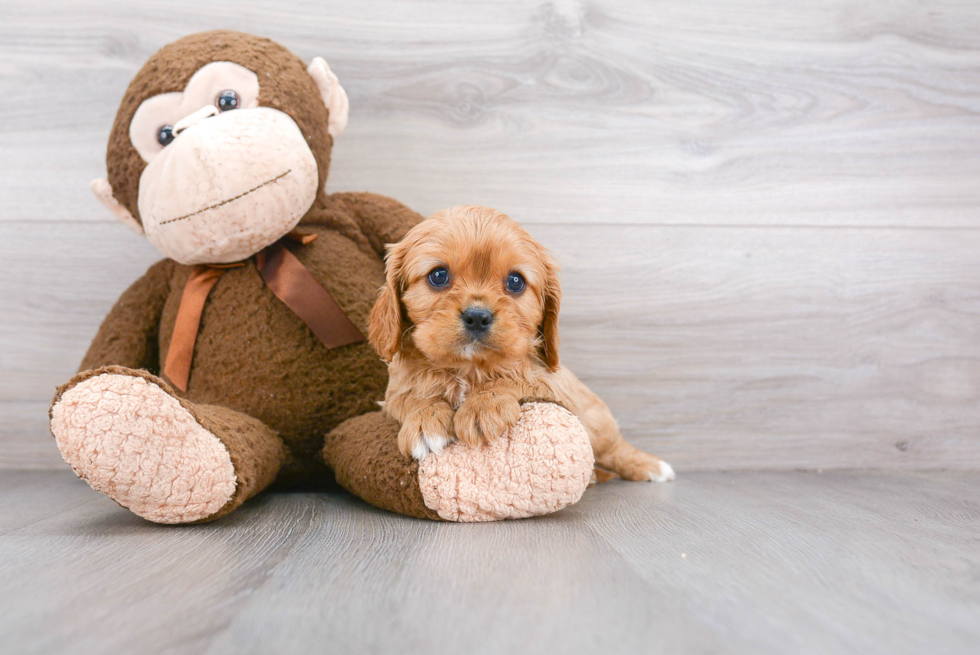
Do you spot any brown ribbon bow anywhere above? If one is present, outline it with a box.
[163,232,365,392]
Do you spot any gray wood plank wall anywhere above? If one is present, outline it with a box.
[2,0,979,470]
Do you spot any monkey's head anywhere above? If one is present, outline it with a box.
[92,31,349,265]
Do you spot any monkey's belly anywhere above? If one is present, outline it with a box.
[158,239,388,470]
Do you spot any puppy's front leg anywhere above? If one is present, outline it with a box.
[397,399,456,460]
[453,382,522,448]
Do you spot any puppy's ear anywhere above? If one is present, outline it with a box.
[539,252,562,371]
[369,242,406,361]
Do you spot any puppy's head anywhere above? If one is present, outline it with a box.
[369,205,561,371]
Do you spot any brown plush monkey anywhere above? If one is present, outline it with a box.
[49,31,593,524]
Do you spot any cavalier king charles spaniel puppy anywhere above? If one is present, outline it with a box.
[368,205,675,482]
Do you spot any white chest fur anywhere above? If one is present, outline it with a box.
[445,376,470,409]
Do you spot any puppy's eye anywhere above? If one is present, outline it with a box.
[427,267,450,288]
[506,271,526,294]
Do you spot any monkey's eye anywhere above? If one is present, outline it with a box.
[216,90,240,112]
[427,267,450,288]
[506,272,526,294]
[157,125,175,147]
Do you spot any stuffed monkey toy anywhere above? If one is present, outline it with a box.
[48,31,593,524]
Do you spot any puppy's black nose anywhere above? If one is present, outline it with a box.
[461,307,494,334]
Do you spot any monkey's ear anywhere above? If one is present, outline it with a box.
[368,242,406,362]
[91,178,143,235]
[307,57,350,139]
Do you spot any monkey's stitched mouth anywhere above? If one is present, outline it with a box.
[159,169,292,226]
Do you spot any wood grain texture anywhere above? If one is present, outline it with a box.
[538,223,980,470]
[3,221,979,470]
[2,0,980,470]
[0,470,978,655]
[2,0,980,226]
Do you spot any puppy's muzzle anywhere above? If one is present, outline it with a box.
[461,307,494,338]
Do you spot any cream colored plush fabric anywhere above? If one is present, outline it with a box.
[137,107,319,265]
[50,373,236,523]
[417,402,594,522]
[307,57,349,138]
[129,61,261,163]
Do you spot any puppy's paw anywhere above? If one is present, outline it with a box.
[614,450,676,483]
[398,402,456,460]
[453,392,522,447]
[646,459,676,482]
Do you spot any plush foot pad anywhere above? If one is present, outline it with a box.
[50,372,236,524]
[417,402,594,522]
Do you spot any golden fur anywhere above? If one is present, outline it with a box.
[369,205,674,481]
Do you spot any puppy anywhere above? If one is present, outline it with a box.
[368,205,675,482]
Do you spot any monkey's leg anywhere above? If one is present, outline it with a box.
[50,366,286,524]
[323,402,595,522]
[322,410,441,520]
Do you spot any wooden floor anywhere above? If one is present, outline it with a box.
[1,470,977,655]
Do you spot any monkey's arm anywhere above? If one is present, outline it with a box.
[79,258,175,374]
[332,192,426,257]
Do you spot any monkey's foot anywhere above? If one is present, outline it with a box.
[50,368,236,524]
[325,402,595,522]
[417,402,595,522]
